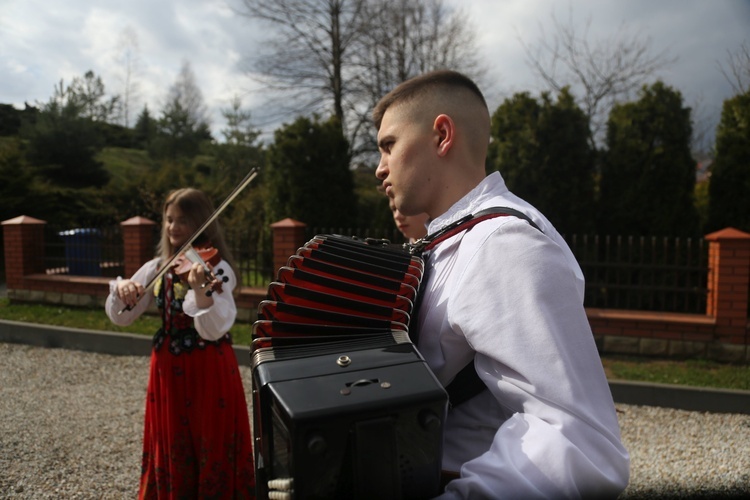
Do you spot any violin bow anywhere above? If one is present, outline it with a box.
[118,167,260,314]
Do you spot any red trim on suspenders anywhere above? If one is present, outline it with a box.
[422,213,509,252]
[409,206,541,255]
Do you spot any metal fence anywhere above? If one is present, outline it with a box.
[566,234,708,314]
[306,226,409,246]
[224,228,274,288]
[44,224,274,288]
[305,227,710,314]
[42,224,709,314]
[45,225,125,278]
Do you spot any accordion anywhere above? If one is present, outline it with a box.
[251,234,448,499]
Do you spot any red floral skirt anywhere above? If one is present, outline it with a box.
[139,337,255,499]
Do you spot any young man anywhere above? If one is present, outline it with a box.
[374,70,629,498]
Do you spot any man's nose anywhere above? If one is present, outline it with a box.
[376,156,389,180]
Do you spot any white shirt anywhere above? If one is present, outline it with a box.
[419,172,629,499]
[104,257,237,340]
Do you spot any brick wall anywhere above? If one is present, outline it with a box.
[3,215,749,362]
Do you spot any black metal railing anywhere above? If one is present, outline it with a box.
[306,226,409,245]
[225,228,274,288]
[305,227,710,314]
[45,225,124,278]
[41,224,710,314]
[44,224,275,287]
[567,234,708,314]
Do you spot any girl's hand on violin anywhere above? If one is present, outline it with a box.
[186,262,206,290]
[116,279,143,308]
[187,262,215,309]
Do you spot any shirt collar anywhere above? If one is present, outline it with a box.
[427,172,509,234]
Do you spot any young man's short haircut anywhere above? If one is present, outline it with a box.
[373,70,487,129]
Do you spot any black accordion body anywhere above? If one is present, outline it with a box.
[251,234,448,499]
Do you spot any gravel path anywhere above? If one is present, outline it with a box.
[1,342,748,499]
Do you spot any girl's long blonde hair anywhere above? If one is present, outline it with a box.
[156,188,238,281]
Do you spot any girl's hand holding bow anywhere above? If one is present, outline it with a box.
[116,279,145,309]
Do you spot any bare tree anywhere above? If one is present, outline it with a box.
[689,97,716,155]
[237,0,368,130]
[719,39,750,95]
[114,26,142,128]
[519,10,674,147]
[164,60,210,128]
[354,0,481,95]
[349,0,483,153]
[237,0,483,157]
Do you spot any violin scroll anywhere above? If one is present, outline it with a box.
[202,267,229,296]
[173,245,228,296]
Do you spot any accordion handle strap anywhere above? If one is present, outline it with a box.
[407,206,541,255]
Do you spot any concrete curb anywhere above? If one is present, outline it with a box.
[2,319,748,415]
[607,379,750,415]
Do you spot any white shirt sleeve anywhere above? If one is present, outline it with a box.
[181,259,237,341]
[434,221,629,499]
[104,258,160,326]
[105,258,237,341]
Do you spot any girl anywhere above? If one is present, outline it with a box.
[389,197,428,243]
[105,188,255,499]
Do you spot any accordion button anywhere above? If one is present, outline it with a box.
[307,434,327,455]
[419,409,441,432]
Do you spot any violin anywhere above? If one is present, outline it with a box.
[172,245,229,296]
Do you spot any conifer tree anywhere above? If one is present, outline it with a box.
[598,82,697,236]
[707,90,750,233]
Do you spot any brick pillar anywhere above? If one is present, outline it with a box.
[121,216,157,278]
[2,215,47,289]
[270,218,307,275]
[705,227,750,344]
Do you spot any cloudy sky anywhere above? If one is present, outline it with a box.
[1,0,748,147]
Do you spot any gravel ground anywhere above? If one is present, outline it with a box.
[1,342,749,499]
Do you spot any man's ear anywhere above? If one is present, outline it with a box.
[434,114,455,157]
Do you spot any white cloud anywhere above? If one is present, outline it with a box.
[1,0,747,144]
[454,0,748,145]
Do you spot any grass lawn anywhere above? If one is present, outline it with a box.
[601,355,749,391]
[0,298,747,391]
[0,298,253,346]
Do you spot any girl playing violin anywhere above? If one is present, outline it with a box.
[105,188,255,499]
